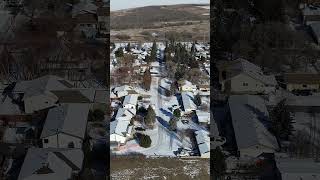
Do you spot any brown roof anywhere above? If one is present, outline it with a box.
[283,73,320,84]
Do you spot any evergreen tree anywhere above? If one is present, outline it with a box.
[136,133,152,148]
[115,47,124,57]
[194,94,202,106]
[150,40,157,61]
[270,99,294,148]
[126,43,131,52]
[212,147,226,179]
[142,69,151,90]
[173,109,181,118]
[145,106,156,128]
[191,42,196,55]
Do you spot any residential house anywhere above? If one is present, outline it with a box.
[178,80,197,92]
[282,73,320,92]
[150,61,160,76]
[197,84,210,92]
[284,95,320,112]
[41,103,90,149]
[301,5,320,25]
[122,94,138,113]
[218,58,277,94]
[1,75,94,126]
[97,6,109,35]
[111,85,134,98]
[13,75,72,114]
[181,92,197,113]
[276,158,320,180]
[195,110,210,125]
[195,130,210,158]
[18,148,83,180]
[110,108,134,147]
[228,95,279,157]
[72,1,98,38]
[74,13,98,38]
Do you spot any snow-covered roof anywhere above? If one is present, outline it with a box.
[111,85,133,98]
[110,119,130,136]
[40,103,90,139]
[151,61,160,67]
[115,108,135,120]
[14,75,72,98]
[228,95,278,152]
[0,94,23,115]
[71,1,98,17]
[113,85,133,93]
[181,92,196,112]
[276,158,320,180]
[221,59,277,86]
[310,22,320,40]
[302,5,320,16]
[195,130,210,155]
[123,94,138,107]
[18,148,83,180]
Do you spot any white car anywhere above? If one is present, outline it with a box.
[177,150,190,157]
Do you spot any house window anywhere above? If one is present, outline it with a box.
[222,71,227,80]
[44,139,49,143]
[68,142,75,148]
[302,84,307,88]
[243,82,248,86]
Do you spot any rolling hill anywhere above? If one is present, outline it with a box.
[111,4,210,42]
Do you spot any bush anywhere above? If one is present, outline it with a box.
[115,47,124,57]
[135,133,152,148]
[173,109,181,118]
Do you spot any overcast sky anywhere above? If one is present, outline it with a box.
[111,0,209,11]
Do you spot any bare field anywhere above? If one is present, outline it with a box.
[110,156,210,180]
[110,4,209,42]
[110,22,209,42]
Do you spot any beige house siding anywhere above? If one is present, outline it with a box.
[287,83,320,91]
[42,134,82,149]
[230,74,265,94]
[240,145,275,157]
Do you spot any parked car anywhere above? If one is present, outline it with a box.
[177,150,189,157]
